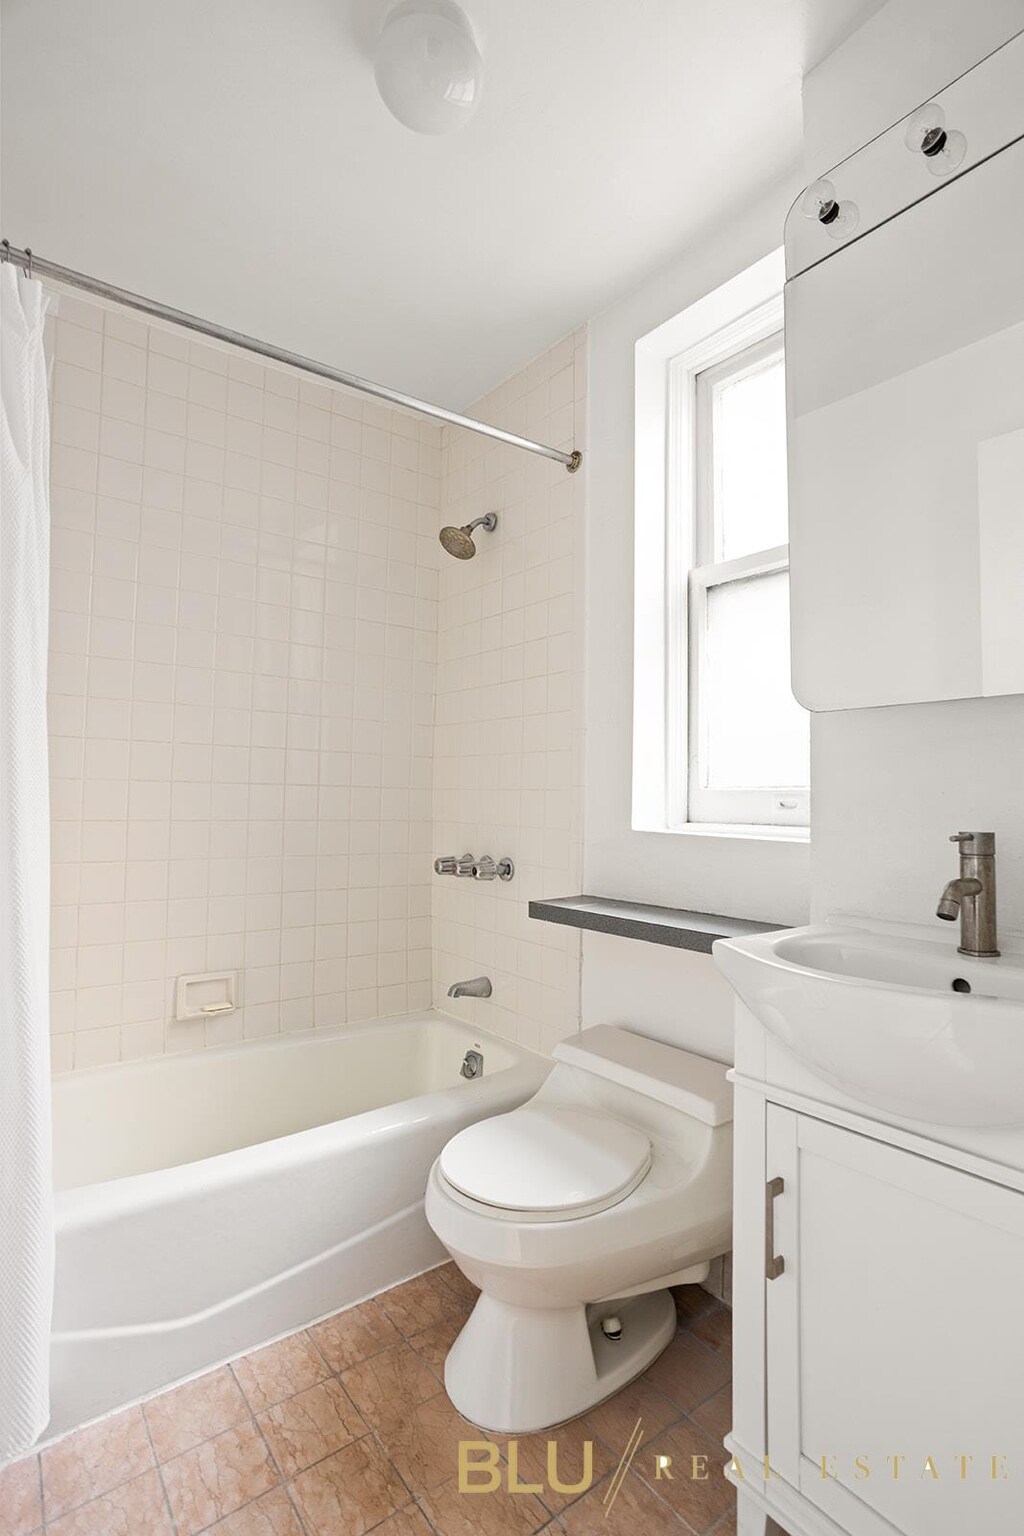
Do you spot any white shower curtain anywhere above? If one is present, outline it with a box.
[0,261,53,1461]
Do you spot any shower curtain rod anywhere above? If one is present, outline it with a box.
[0,241,582,473]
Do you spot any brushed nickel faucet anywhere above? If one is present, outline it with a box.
[936,832,1000,957]
[447,976,492,999]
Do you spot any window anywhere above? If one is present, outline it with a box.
[668,306,809,831]
[631,249,807,841]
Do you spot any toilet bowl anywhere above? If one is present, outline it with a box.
[424,1023,733,1433]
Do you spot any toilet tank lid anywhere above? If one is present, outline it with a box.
[553,1025,733,1126]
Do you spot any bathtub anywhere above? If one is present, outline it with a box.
[48,1012,547,1439]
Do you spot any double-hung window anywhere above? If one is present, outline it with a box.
[668,305,809,830]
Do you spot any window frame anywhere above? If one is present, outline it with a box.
[664,296,809,832]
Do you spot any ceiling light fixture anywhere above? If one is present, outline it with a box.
[374,0,483,136]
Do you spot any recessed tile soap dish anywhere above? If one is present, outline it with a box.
[175,971,238,1021]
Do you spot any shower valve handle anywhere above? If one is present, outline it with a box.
[434,853,514,880]
[434,853,477,876]
[472,856,515,882]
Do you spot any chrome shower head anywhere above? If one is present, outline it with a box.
[439,512,497,559]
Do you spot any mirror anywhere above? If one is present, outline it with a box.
[786,128,1024,711]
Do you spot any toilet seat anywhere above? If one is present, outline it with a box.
[438,1104,652,1221]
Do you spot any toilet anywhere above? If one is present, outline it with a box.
[424,1023,733,1433]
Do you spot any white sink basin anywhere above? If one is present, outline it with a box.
[714,923,1024,1127]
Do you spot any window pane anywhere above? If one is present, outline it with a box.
[713,351,788,561]
[702,570,808,790]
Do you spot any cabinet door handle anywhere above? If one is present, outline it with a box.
[765,1176,785,1280]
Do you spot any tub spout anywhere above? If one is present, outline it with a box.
[447,976,492,999]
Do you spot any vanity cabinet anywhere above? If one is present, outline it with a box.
[731,1067,1024,1536]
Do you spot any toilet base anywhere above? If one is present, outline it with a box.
[444,1287,677,1434]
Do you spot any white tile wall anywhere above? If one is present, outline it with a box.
[46,294,440,1070]
[431,330,586,1054]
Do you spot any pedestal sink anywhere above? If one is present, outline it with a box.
[713,922,1024,1127]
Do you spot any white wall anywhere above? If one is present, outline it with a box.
[581,932,741,1066]
[580,178,807,1060]
[47,294,440,1071]
[432,333,586,1057]
[584,176,809,929]
[804,0,1024,935]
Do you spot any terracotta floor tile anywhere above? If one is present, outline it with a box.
[144,1365,250,1461]
[203,1486,305,1535]
[29,1271,736,1536]
[578,1375,681,1456]
[375,1271,466,1336]
[432,1262,479,1307]
[42,1468,172,1536]
[257,1377,367,1478]
[288,1437,412,1536]
[690,1305,733,1360]
[419,1473,550,1535]
[341,1341,447,1430]
[233,1332,330,1413]
[406,1310,468,1377]
[692,1384,732,1445]
[671,1284,719,1327]
[490,1421,617,1515]
[558,1470,689,1535]
[309,1299,403,1374]
[41,1406,154,1520]
[639,1419,734,1533]
[0,1454,41,1536]
[161,1421,279,1536]
[369,1507,437,1536]
[709,1502,738,1536]
[375,1391,470,1495]
[642,1332,732,1414]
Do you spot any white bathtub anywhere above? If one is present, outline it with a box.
[49,1012,547,1439]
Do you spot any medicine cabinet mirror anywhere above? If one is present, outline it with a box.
[785,31,1024,711]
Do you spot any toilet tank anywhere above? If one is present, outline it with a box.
[551,1025,733,1126]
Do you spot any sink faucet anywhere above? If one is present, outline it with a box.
[936,832,999,958]
[447,976,492,999]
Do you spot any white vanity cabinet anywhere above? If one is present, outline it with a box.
[730,1029,1024,1536]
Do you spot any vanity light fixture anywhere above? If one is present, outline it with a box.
[904,101,967,176]
[374,0,483,135]
[800,178,860,241]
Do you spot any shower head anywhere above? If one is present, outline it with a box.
[439,512,497,559]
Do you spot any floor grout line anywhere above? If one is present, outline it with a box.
[139,1405,181,1536]
[34,1417,165,1532]
[34,1450,45,1533]
[412,1492,444,1536]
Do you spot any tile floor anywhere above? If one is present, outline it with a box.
[0,1267,744,1536]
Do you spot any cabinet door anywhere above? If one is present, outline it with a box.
[765,1106,1024,1536]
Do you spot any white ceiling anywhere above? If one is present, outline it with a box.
[1,0,882,407]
